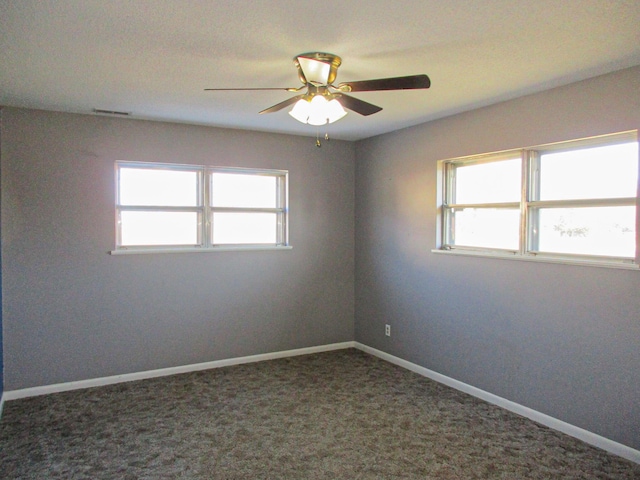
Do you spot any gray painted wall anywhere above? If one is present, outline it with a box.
[0,108,3,399]
[1,108,355,390]
[2,67,639,452]
[354,66,640,450]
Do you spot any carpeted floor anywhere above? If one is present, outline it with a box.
[1,348,638,479]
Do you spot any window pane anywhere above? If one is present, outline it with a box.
[454,158,521,204]
[211,173,277,208]
[120,211,199,246]
[536,206,635,258]
[451,208,520,250]
[539,142,638,201]
[119,168,199,206]
[212,212,277,244]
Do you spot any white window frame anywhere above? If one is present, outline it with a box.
[112,162,290,254]
[434,131,640,269]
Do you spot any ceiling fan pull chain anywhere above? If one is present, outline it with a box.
[316,129,321,147]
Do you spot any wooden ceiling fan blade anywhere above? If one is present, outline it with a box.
[259,95,304,114]
[337,74,430,92]
[337,94,383,116]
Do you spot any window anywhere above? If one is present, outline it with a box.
[114,162,288,253]
[437,131,639,267]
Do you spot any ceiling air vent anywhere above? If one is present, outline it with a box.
[93,108,131,116]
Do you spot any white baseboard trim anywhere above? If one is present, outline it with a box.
[3,341,356,402]
[354,342,640,465]
[4,341,638,465]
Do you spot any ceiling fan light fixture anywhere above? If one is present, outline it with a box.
[289,95,347,125]
[294,53,342,86]
[325,98,348,122]
[288,97,312,123]
[298,57,331,85]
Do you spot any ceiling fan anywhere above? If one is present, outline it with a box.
[205,52,431,127]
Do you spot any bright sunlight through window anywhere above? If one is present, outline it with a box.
[437,131,639,268]
[115,163,288,252]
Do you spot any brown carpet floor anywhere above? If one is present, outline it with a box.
[1,348,639,479]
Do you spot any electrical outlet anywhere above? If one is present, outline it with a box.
[385,324,391,337]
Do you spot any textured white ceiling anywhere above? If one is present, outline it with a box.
[2,0,640,140]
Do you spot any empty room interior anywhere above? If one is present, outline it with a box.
[1,1,639,477]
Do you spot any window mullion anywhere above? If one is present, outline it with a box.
[447,163,457,205]
[200,168,208,248]
[447,202,520,210]
[519,150,527,255]
[276,175,287,245]
[525,150,541,253]
[445,163,456,245]
[529,197,636,208]
[210,207,284,214]
[116,205,202,212]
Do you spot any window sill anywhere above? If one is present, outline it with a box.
[110,245,293,255]
[430,248,639,270]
